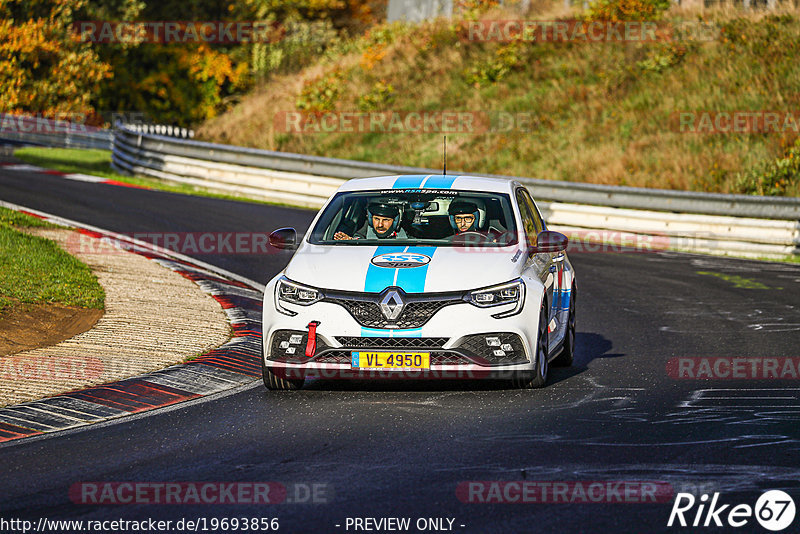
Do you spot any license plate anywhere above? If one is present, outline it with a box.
[351,352,430,370]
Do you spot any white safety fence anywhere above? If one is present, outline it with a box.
[2,121,798,258]
[109,125,800,259]
[0,113,113,150]
[541,204,800,258]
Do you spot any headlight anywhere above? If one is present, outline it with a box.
[466,279,525,318]
[275,276,323,316]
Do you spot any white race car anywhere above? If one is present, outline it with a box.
[262,174,576,390]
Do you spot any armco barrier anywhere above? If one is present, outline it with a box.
[110,125,800,258]
[111,125,800,220]
[0,115,193,151]
[3,120,797,258]
[0,113,113,150]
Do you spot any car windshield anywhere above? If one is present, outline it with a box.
[308,189,518,247]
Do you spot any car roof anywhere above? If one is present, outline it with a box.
[336,174,519,194]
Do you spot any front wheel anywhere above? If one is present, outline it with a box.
[511,300,549,389]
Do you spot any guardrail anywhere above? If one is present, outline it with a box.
[0,113,114,150]
[125,123,195,139]
[111,124,800,258]
[1,120,796,258]
[0,115,195,151]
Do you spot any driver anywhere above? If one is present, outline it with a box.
[334,202,407,240]
[448,200,481,234]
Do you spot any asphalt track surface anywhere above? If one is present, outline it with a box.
[1,166,800,534]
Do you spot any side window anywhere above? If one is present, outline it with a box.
[515,189,539,246]
[519,188,544,234]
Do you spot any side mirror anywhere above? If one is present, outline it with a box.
[269,227,298,250]
[533,230,568,253]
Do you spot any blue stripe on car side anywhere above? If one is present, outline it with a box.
[364,246,404,293]
[394,247,437,293]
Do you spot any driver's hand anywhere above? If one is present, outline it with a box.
[334,232,352,240]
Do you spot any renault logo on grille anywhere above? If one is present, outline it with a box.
[380,290,405,321]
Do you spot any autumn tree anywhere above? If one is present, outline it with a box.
[0,0,111,118]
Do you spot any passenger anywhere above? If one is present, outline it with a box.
[334,202,407,240]
[448,200,480,234]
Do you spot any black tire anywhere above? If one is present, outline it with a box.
[511,300,549,389]
[552,284,576,367]
[262,354,305,391]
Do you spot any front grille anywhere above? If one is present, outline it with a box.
[433,353,471,365]
[400,301,455,327]
[314,352,351,364]
[336,337,448,349]
[325,288,462,329]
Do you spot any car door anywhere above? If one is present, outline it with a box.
[518,188,565,348]
[515,188,556,344]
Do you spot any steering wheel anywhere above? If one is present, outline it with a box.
[451,231,492,245]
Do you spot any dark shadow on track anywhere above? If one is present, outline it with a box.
[533,331,622,386]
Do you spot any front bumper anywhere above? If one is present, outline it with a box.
[262,278,543,379]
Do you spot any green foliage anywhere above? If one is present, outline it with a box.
[361,21,413,48]
[358,80,395,111]
[0,0,111,117]
[96,43,245,127]
[296,69,346,111]
[201,9,800,199]
[251,18,340,76]
[586,0,671,22]
[736,139,800,196]
[454,0,501,20]
[636,43,688,73]
[720,15,800,65]
[464,42,522,87]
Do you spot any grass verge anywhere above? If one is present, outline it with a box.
[199,6,800,197]
[0,207,104,317]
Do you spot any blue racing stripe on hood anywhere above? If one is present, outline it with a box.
[394,247,436,293]
[365,246,405,293]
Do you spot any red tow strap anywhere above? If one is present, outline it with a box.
[305,321,320,357]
